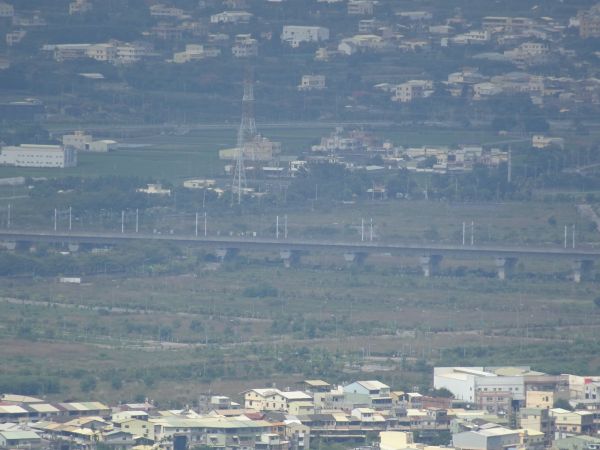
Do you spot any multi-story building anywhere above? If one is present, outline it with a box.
[232,34,258,58]
[347,0,374,16]
[550,409,595,439]
[482,16,534,32]
[0,144,77,168]
[579,5,600,38]
[86,43,117,62]
[392,80,433,103]
[520,408,553,445]
[242,389,312,412]
[210,11,253,24]
[0,2,14,18]
[281,26,329,48]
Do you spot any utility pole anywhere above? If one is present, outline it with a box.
[135,209,139,233]
[121,210,125,234]
[370,217,373,242]
[54,208,57,231]
[69,206,72,231]
[195,212,199,237]
[315,184,318,202]
[204,211,207,237]
[572,224,575,249]
[471,221,474,246]
[7,203,10,228]
[361,218,365,242]
[284,214,288,239]
[276,215,279,240]
[462,222,466,246]
[564,225,567,249]
[507,147,512,183]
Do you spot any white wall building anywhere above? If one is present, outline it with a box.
[232,34,258,58]
[210,11,253,24]
[63,130,92,150]
[281,26,329,48]
[150,4,185,18]
[0,144,77,168]
[434,367,544,404]
[348,0,374,16]
[0,2,14,18]
[298,75,326,91]
[173,44,220,63]
[69,0,92,15]
[86,43,117,62]
[392,80,433,103]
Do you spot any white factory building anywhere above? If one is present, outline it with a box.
[433,366,546,403]
[62,131,118,152]
[0,144,77,168]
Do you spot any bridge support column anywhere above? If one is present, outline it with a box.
[215,247,239,262]
[419,255,442,277]
[572,259,594,283]
[495,257,518,280]
[344,251,368,266]
[280,250,301,268]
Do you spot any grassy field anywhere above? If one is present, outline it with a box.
[1,237,599,406]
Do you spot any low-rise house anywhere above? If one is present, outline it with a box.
[0,430,42,449]
[452,426,520,450]
[150,3,186,19]
[6,30,26,46]
[338,34,385,55]
[532,135,565,149]
[69,0,92,15]
[298,75,326,91]
[137,184,171,196]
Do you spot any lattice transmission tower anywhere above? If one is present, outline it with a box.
[232,69,257,205]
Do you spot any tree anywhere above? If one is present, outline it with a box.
[80,376,97,392]
[553,398,573,411]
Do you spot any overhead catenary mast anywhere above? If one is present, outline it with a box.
[232,68,257,205]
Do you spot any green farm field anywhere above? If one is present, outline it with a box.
[0,125,513,182]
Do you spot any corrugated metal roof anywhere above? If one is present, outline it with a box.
[29,403,60,413]
[0,405,28,414]
[0,430,41,440]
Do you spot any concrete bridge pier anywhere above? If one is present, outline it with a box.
[215,247,239,262]
[419,255,442,277]
[572,259,594,283]
[495,257,518,280]
[343,251,368,266]
[280,250,302,268]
